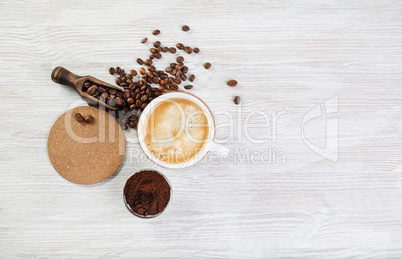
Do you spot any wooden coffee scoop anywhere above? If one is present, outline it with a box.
[51,66,123,110]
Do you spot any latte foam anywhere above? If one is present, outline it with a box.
[143,98,209,164]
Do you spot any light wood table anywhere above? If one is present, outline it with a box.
[1,1,401,258]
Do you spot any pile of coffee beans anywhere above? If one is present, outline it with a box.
[82,26,241,130]
[82,80,125,109]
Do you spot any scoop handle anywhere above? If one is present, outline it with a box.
[51,66,82,89]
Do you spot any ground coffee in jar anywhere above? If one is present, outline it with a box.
[123,170,171,217]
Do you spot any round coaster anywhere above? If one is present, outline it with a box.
[48,106,126,185]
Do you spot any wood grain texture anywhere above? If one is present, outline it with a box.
[1,0,402,258]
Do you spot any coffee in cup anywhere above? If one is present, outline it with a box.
[143,97,209,164]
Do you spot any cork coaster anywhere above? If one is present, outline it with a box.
[47,106,126,185]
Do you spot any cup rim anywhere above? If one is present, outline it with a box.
[137,91,215,169]
[123,169,172,218]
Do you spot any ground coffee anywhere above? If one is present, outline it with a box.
[124,170,171,217]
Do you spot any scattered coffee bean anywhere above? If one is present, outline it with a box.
[150,48,157,54]
[129,121,136,128]
[193,47,200,53]
[177,56,184,63]
[169,47,176,53]
[182,25,190,31]
[116,67,121,74]
[182,66,188,74]
[144,59,152,66]
[171,84,179,90]
[189,74,195,82]
[153,41,161,47]
[184,85,193,90]
[109,67,115,75]
[204,62,211,69]
[155,52,162,59]
[162,47,169,53]
[130,69,137,76]
[137,58,144,65]
[227,80,238,87]
[141,37,148,44]
[85,115,94,123]
[75,113,85,123]
[176,43,184,50]
[153,29,160,35]
[234,96,241,105]
[184,46,192,54]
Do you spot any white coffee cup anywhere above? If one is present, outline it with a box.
[137,91,227,169]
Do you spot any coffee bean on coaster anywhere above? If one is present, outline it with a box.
[123,170,171,218]
[47,106,126,185]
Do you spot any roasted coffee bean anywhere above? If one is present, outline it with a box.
[108,98,116,107]
[141,95,148,102]
[204,62,211,69]
[84,81,91,88]
[147,72,154,78]
[168,77,174,84]
[109,67,115,75]
[126,74,133,79]
[130,115,138,121]
[234,96,241,105]
[120,82,128,86]
[170,63,176,68]
[150,48,157,53]
[189,74,195,82]
[129,121,136,128]
[176,56,184,63]
[151,87,158,91]
[184,85,193,90]
[175,63,184,70]
[153,77,160,84]
[175,70,182,77]
[141,37,148,44]
[147,78,153,84]
[115,97,124,106]
[181,74,187,81]
[160,74,168,79]
[162,47,169,53]
[136,99,142,108]
[75,113,85,123]
[176,43,184,50]
[141,85,147,91]
[146,88,152,96]
[130,69,137,76]
[126,79,133,84]
[155,91,162,96]
[171,84,179,90]
[156,46,162,52]
[149,54,155,60]
[127,97,134,105]
[87,85,97,95]
[182,66,189,74]
[130,104,136,110]
[139,67,146,74]
[141,102,148,110]
[121,76,127,82]
[85,115,94,123]
[144,59,152,66]
[153,29,160,35]
[159,85,165,92]
[227,80,238,87]
[172,69,177,75]
[100,92,109,102]
[119,69,125,77]
[124,90,131,99]
[182,25,190,32]
[184,46,192,54]
[169,47,176,53]
[155,52,162,59]
[148,65,156,72]
[153,41,161,47]
[160,79,167,85]
[109,89,117,95]
[137,58,144,65]
[116,67,121,74]
[193,47,200,53]
[98,86,106,93]
[136,93,141,100]
[174,77,181,84]
[122,107,129,115]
